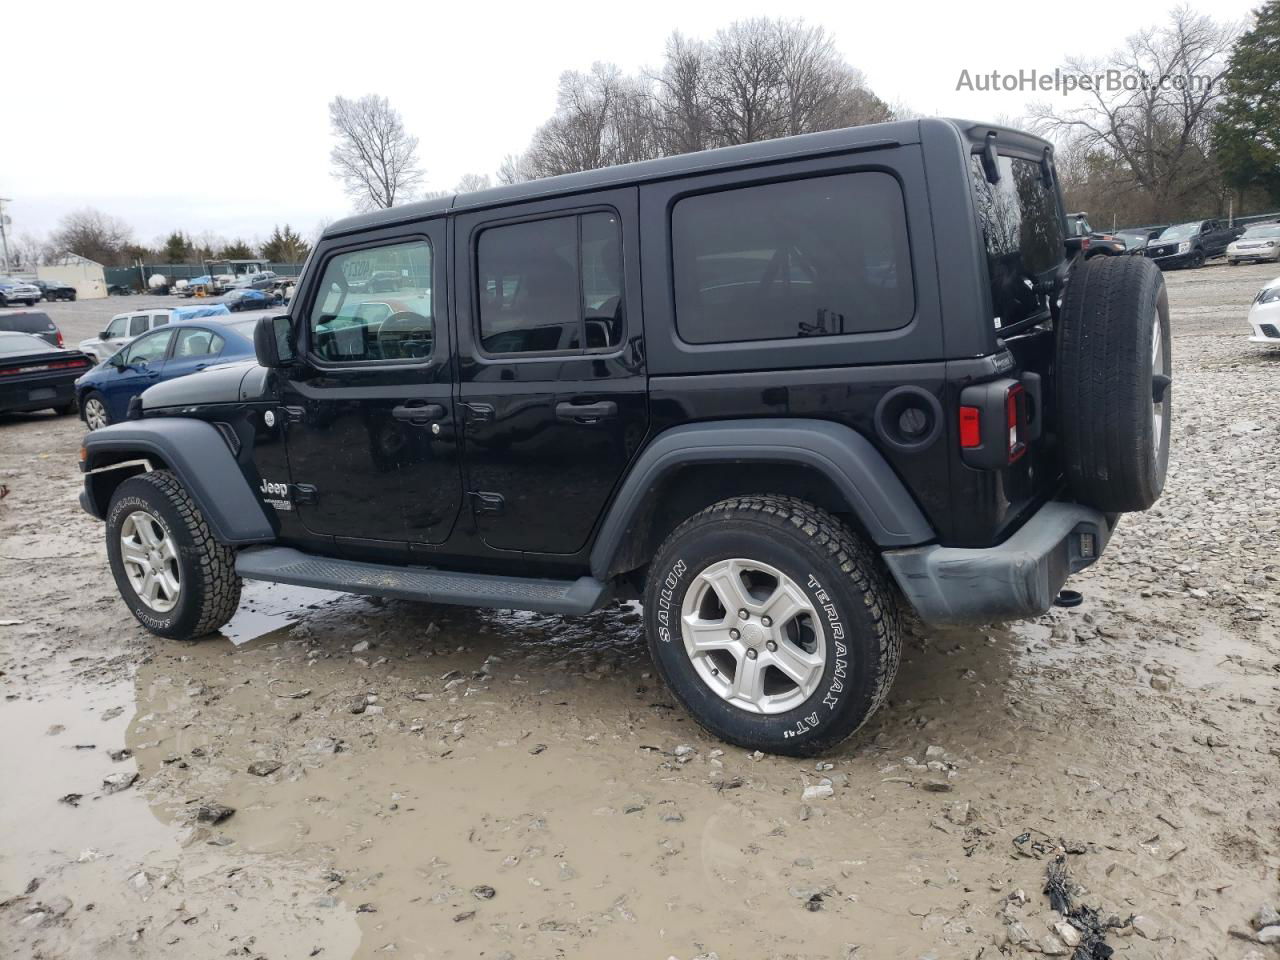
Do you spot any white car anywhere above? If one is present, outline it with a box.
[1227,224,1280,265]
[1247,276,1280,344]
[79,310,173,362]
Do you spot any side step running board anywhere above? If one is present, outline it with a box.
[235,546,611,616]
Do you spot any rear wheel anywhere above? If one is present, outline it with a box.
[1058,254,1171,512]
[644,495,900,757]
[105,470,241,639]
[82,392,110,430]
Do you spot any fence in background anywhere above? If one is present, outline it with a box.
[103,262,306,290]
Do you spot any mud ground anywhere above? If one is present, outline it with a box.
[1,262,1278,960]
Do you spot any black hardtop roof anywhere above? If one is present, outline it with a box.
[322,117,1049,240]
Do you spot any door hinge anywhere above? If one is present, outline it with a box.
[468,491,505,516]
[460,402,494,423]
[283,406,306,423]
[293,483,318,505]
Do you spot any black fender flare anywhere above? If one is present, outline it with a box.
[81,418,274,545]
[588,418,935,580]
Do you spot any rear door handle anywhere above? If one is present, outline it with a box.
[556,400,617,423]
[392,402,446,424]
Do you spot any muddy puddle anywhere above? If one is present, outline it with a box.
[5,577,1277,959]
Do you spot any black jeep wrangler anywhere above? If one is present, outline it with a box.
[79,119,1171,756]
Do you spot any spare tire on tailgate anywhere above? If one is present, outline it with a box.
[1057,254,1171,512]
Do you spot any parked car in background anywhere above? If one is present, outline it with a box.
[1247,276,1280,345]
[0,310,65,347]
[75,316,258,429]
[1114,226,1167,254]
[1226,224,1280,265]
[1145,219,1243,269]
[0,331,94,417]
[78,304,232,361]
[107,283,134,296]
[231,271,279,292]
[1065,213,1129,257]
[33,279,77,301]
[222,288,275,312]
[0,277,41,306]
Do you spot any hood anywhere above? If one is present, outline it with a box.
[141,359,268,409]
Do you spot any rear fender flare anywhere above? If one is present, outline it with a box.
[588,418,934,580]
[81,418,274,545]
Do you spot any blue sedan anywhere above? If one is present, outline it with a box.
[75,317,258,429]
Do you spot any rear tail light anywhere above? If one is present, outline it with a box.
[958,378,1035,469]
[0,357,92,377]
[56,330,64,346]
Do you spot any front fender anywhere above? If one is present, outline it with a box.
[588,418,935,580]
[81,418,274,545]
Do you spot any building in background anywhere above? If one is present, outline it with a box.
[38,255,107,299]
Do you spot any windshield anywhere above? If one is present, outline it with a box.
[1242,225,1280,239]
[1159,223,1200,240]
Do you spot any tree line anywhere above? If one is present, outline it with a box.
[8,214,312,272]
[331,9,1279,231]
[16,6,1278,271]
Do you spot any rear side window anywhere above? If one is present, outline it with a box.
[174,328,223,357]
[128,315,149,336]
[969,155,1065,329]
[153,313,170,326]
[476,211,624,355]
[308,240,433,363]
[672,172,914,344]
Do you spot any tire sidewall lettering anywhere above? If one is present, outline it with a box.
[655,558,687,643]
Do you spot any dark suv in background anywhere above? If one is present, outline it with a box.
[1145,219,1243,268]
[79,118,1171,755]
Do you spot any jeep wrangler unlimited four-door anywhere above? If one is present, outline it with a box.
[79,119,1171,756]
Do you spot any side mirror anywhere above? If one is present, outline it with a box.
[255,314,297,369]
[98,330,111,341]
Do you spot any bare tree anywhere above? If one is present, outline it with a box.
[455,173,493,193]
[329,94,425,210]
[651,32,713,154]
[1028,8,1238,218]
[11,233,46,270]
[47,208,135,266]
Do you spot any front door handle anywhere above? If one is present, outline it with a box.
[556,400,617,423]
[392,402,446,425]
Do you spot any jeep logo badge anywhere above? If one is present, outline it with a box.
[260,479,289,498]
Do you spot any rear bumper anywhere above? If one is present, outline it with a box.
[882,501,1114,625]
[0,376,77,414]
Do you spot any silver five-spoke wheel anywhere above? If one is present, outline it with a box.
[680,558,824,714]
[83,396,108,431]
[119,510,181,612]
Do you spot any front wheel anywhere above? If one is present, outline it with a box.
[105,470,242,639]
[644,495,901,757]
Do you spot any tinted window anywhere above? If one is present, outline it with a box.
[153,313,170,326]
[309,240,433,363]
[476,212,624,355]
[970,155,1065,329]
[0,312,54,333]
[174,327,223,357]
[0,332,52,355]
[122,329,173,365]
[128,315,149,336]
[672,173,913,344]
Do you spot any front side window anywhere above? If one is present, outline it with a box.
[672,172,914,344]
[476,211,624,355]
[128,315,149,336]
[122,329,173,365]
[308,240,433,363]
[105,316,127,339]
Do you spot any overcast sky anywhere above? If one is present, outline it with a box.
[4,0,1255,248]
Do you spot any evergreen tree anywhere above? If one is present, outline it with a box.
[260,224,311,264]
[1213,1,1280,204]
[219,238,256,259]
[162,231,191,263]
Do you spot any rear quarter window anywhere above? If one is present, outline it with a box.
[671,172,914,344]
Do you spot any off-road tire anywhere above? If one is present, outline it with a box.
[1058,254,1171,512]
[105,470,242,640]
[644,495,901,757]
